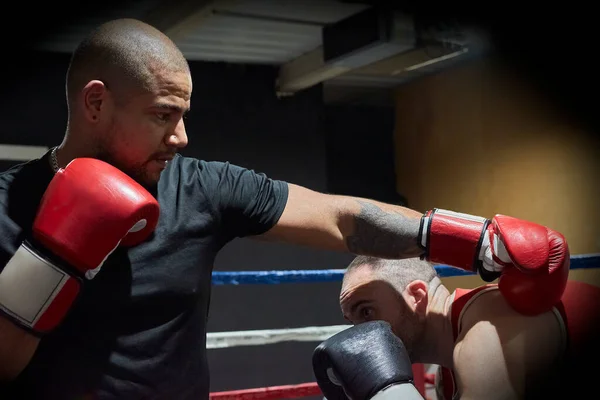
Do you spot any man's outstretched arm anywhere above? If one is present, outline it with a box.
[259,183,423,259]
[259,182,570,314]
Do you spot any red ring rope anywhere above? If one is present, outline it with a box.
[210,382,322,400]
[209,364,431,399]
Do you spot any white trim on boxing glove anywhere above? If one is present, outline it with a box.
[370,383,424,400]
[479,231,512,273]
[0,241,81,334]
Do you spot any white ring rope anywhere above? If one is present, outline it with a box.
[207,324,352,349]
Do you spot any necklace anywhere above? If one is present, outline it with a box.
[50,146,59,173]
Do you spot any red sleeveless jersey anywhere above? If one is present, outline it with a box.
[436,280,600,399]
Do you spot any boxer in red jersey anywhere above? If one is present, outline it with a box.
[339,256,600,399]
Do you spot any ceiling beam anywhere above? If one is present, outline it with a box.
[142,0,240,42]
[276,44,464,95]
[276,8,418,96]
[275,46,353,96]
[350,45,462,76]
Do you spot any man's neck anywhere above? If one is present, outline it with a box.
[413,278,456,368]
[54,136,97,171]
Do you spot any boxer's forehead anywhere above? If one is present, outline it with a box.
[341,267,375,293]
[340,271,379,315]
[340,286,371,315]
[147,67,191,106]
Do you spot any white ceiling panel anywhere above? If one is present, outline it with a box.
[174,13,322,64]
[34,0,371,65]
[214,0,370,24]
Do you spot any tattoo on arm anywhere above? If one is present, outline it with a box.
[345,200,423,259]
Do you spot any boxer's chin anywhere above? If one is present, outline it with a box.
[93,151,161,190]
[134,165,162,190]
[114,161,161,190]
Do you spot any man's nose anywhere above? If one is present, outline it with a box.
[166,120,188,148]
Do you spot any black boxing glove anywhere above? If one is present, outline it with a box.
[312,320,423,400]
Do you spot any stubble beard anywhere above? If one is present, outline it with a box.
[94,142,158,191]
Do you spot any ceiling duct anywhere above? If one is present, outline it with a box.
[321,7,416,69]
[276,6,416,95]
[275,6,486,96]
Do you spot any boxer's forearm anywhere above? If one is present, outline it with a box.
[0,316,39,381]
[339,198,424,259]
[262,184,424,259]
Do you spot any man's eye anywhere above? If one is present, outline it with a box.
[156,113,170,121]
[360,307,373,320]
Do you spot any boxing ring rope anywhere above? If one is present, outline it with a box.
[208,253,600,400]
[210,383,322,400]
[210,254,600,285]
[207,325,351,349]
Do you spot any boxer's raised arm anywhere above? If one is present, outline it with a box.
[452,290,565,399]
[0,158,160,383]
[259,183,424,259]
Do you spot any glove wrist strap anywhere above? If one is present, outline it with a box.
[0,241,82,335]
[419,208,492,274]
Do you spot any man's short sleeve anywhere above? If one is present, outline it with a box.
[198,160,289,238]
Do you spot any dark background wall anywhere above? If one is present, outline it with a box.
[0,51,399,393]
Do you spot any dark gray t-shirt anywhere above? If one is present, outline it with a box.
[0,151,288,399]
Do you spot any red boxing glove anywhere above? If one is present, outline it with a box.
[0,158,160,334]
[419,209,570,315]
[491,215,570,316]
[33,158,159,272]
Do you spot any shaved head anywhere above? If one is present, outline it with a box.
[66,18,190,109]
[342,256,438,294]
[59,18,192,188]
[339,256,439,359]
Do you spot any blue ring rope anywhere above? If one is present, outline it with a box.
[211,253,600,285]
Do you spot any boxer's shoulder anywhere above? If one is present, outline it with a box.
[0,154,53,193]
[0,156,54,270]
[458,286,508,322]
[0,160,29,193]
[451,285,500,337]
[0,155,52,211]
[452,282,567,398]
[161,155,242,185]
[168,154,233,170]
[458,284,563,336]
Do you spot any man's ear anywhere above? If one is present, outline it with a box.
[81,80,108,123]
[404,280,428,316]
